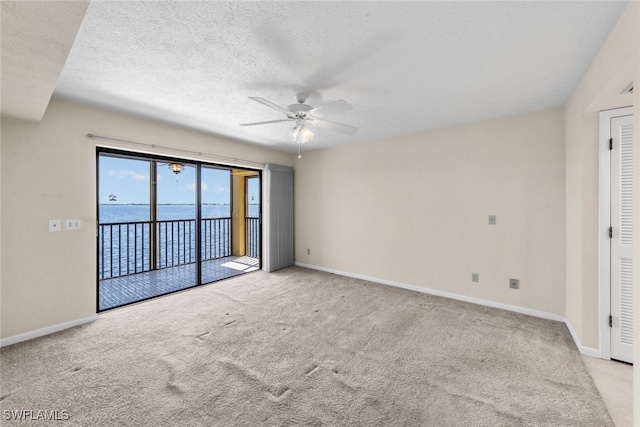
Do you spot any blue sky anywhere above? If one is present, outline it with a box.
[99,155,258,204]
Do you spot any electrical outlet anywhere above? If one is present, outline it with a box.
[509,278,519,289]
[307,248,311,255]
[472,273,479,283]
[66,219,82,230]
[489,215,497,225]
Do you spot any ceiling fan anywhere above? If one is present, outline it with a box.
[240,93,358,153]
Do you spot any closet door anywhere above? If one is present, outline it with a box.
[610,114,634,364]
[264,164,294,272]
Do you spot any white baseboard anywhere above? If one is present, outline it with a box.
[0,314,98,348]
[295,262,601,357]
[295,262,565,322]
[565,319,601,358]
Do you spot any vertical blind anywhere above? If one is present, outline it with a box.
[264,164,294,272]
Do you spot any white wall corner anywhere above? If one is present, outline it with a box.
[564,318,601,358]
[0,314,98,348]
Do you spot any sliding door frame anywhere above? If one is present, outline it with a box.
[96,147,262,312]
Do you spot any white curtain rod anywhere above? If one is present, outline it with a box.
[86,133,266,169]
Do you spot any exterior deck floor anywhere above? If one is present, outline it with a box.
[99,256,259,310]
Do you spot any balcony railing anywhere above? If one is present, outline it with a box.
[99,218,235,280]
[245,217,260,258]
[201,217,232,261]
[157,219,199,269]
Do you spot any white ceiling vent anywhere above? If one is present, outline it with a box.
[622,82,633,94]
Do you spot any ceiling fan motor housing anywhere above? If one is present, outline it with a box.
[295,92,309,104]
[287,103,313,112]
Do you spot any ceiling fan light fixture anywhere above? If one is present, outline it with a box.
[292,125,314,144]
[300,126,314,143]
[168,162,184,174]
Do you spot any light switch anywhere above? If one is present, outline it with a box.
[49,219,61,232]
[489,215,497,225]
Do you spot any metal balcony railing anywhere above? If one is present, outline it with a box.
[201,217,232,261]
[98,218,232,280]
[245,217,260,258]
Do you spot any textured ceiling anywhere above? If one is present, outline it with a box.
[53,1,629,153]
[1,1,88,122]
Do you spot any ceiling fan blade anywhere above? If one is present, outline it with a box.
[312,119,358,136]
[239,119,291,126]
[309,99,353,117]
[248,97,291,116]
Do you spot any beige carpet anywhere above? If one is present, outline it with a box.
[1,267,612,426]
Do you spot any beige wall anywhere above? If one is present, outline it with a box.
[0,98,292,340]
[565,2,637,351]
[295,107,566,316]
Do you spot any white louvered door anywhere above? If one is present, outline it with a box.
[610,114,634,364]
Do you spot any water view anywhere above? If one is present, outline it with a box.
[98,204,260,280]
[99,204,260,223]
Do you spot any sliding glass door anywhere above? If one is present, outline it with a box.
[97,149,261,311]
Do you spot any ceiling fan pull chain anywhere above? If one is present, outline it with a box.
[298,142,302,159]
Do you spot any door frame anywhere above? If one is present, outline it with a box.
[96,147,263,311]
[598,105,633,359]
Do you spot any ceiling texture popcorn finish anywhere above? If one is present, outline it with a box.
[54,1,628,153]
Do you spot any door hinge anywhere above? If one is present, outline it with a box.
[609,226,613,238]
[609,138,613,150]
[609,315,613,327]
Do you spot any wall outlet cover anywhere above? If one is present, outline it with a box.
[489,215,497,225]
[509,278,519,289]
[472,273,479,283]
[66,219,82,230]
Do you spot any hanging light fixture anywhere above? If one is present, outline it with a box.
[298,126,314,143]
[291,124,314,144]
[168,162,184,174]
[290,121,315,159]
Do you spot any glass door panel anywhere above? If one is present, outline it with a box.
[155,161,197,291]
[200,167,232,284]
[97,154,152,310]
